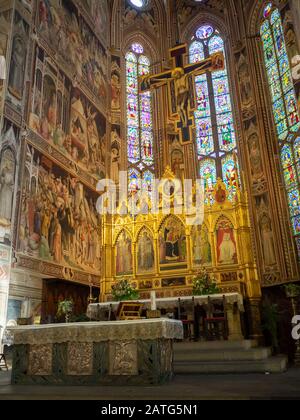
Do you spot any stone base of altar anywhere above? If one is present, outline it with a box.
[8,320,183,386]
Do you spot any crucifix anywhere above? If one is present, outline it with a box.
[139,44,225,145]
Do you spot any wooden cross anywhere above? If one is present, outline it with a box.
[139,44,225,145]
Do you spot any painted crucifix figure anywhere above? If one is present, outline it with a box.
[139,44,225,144]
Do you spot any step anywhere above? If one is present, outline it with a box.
[174,347,272,362]
[174,340,258,352]
[174,356,288,375]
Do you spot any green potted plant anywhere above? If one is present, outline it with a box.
[57,299,74,323]
[262,301,280,354]
[112,278,140,302]
[283,283,300,299]
[192,267,220,296]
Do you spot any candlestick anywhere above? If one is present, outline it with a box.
[151,291,157,311]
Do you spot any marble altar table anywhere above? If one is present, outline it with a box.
[8,319,183,386]
[88,293,245,341]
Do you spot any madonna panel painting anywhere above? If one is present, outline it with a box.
[159,217,186,265]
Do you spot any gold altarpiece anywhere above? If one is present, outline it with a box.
[100,168,261,305]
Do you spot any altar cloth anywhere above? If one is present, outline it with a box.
[8,319,183,386]
[8,319,183,345]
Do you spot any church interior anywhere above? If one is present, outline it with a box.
[0,0,300,396]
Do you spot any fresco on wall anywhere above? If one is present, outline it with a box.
[8,11,29,102]
[38,0,107,103]
[159,217,186,265]
[19,147,101,273]
[192,225,212,267]
[81,0,108,42]
[116,231,133,276]
[0,121,19,244]
[137,230,155,273]
[0,11,11,108]
[216,217,237,265]
[29,49,107,179]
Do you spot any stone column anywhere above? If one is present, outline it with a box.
[291,0,300,47]
[0,244,12,353]
[247,298,264,342]
[226,303,244,341]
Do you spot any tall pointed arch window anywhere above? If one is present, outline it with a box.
[190,25,240,203]
[261,3,300,256]
[126,43,154,197]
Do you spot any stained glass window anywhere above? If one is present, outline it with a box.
[190,26,239,203]
[222,154,240,201]
[126,46,154,197]
[200,159,217,205]
[261,3,300,256]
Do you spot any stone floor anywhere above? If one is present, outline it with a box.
[0,368,300,400]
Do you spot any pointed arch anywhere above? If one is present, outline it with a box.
[214,214,236,232]
[114,228,133,247]
[135,225,154,242]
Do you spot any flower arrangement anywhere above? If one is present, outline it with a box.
[57,299,74,323]
[192,267,220,296]
[112,278,140,302]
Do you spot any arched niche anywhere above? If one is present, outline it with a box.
[0,148,16,222]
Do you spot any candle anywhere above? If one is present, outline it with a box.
[151,291,157,311]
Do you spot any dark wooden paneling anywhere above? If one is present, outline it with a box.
[41,279,99,323]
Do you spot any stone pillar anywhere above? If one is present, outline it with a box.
[291,0,300,47]
[247,298,264,342]
[0,244,12,353]
[226,303,244,341]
